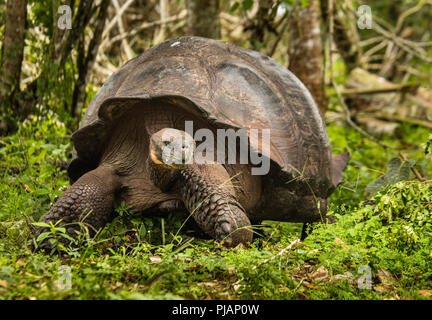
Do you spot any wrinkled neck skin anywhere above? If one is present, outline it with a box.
[146,154,180,192]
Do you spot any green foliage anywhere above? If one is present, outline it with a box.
[1,115,432,300]
[0,113,71,226]
[28,0,55,37]
[32,220,76,255]
[365,158,414,195]
[425,135,432,155]
[327,120,432,208]
[372,181,432,248]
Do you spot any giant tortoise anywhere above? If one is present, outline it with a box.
[34,36,349,250]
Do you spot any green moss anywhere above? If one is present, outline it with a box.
[0,115,431,300]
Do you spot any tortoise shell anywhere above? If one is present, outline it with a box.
[68,36,333,198]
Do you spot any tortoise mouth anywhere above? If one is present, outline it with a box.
[149,149,190,170]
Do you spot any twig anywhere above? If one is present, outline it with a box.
[395,0,426,35]
[359,36,385,47]
[220,12,241,24]
[153,0,168,44]
[102,0,135,39]
[366,112,432,130]
[328,0,396,150]
[268,0,299,57]
[252,239,305,270]
[399,152,426,182]
[361,39,388,64]
[101,10,187,49]
[112,0,135,60]
[348,5,432,63]
[333,82,398,150]
[341,83,419,95]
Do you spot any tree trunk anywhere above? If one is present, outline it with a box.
[246,0,278,51]
[19,0,100,124]
[72,0,110,119]
[288,0,327,115]
[55,0,94,67]
[0,0,27,115]
[186,0,221,39]
[321,0,362,73]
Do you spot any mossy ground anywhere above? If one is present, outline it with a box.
[0,113,431,300]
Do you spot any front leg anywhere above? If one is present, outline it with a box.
[179,164,253,247]
[33,165,120,252]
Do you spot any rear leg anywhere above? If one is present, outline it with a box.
[300,215,335,241]
[33,165,121,252]
[300,222,312,241]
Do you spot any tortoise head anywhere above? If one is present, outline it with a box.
[149,128,196,170]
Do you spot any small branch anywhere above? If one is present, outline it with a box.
[341,83,419,95]
[101,10,187,50]
[268,0,299,57]
[328,2,396,150]
[102,0,135,39]
[333,82,397,150]
[153,0,168,44]
[365,112,432,130]
[361,39,388,64]
[252,239,305,270]
[112,0,135,60]
[349,5,432,63]
[399,152,426,182]
[56,0,93,67]
[72,0,110,118]
[395,0,426,35]
[359,36,385,47]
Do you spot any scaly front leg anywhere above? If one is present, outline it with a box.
[179,164,253,247]
[33,165,120,252]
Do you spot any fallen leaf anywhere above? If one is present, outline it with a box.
[303,264,314,273]
[332,272,355,283]
[16,259,26,265]
[418,289,432,297]
[109,282,123,290]
[373,285,387,293]
[197,281,218,288]
[235,243,247,250]
[377,269,393,287]
[149,256,162,264]
[310,266,329,282]
[334,238,350,250]
[0,280,7,288]
[23,184,33,193]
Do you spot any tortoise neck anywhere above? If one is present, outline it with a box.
[146,155,181,192]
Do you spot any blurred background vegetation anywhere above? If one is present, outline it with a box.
[0,0,431,132]
[0,0,432,300]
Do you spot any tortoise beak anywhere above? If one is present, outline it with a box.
[161,144,194,169]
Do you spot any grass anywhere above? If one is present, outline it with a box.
[0,112,431,300]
